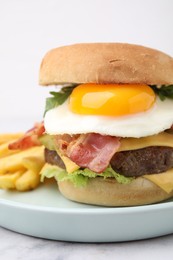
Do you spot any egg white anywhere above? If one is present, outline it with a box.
[44,97,173,138]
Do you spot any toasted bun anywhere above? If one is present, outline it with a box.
[39,43,173,86]
[58,177,173,206]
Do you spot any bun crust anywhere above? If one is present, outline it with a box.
[58,177,173,206]
[39,43,173,86]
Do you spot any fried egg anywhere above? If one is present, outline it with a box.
[44,84,173,138]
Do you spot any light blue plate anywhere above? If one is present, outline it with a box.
[0,181,173,242]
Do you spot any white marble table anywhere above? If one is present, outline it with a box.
[1,226,173,260]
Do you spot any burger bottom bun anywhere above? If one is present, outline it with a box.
[58,177,173,206]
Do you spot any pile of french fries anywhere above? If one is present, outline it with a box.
[0,133,45,191]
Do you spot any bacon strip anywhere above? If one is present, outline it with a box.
[56,133,120,173]
[8,122,45,150]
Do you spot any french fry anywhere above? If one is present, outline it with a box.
[15,169,40,191]
[0,130,46,191]
[0,146,44,175]
[16,156,45,191]
[0,133,23,145]
[22,156,44,173]
[0,170,24,189]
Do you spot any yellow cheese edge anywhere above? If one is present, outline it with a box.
[56,149,79,173]
[118,132,173,152]
[144,169,173,193]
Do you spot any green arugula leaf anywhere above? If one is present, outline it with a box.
[150,85,173,101]
[44,84,78,116]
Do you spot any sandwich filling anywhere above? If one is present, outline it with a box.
[41,83,173,192]
[9,83,173,193]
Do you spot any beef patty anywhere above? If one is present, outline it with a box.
[45,146,173,177]
[44,148,65,169]
[111,146,173,177]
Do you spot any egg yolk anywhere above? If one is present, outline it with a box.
[69,83,156,116]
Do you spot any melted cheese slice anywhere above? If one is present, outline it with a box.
[118,132,173,151]
[56,149,79,173]
[144,169,173,193]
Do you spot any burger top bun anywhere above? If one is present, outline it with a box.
[39,43,173,86]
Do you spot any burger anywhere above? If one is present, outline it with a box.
[38,43,173,206]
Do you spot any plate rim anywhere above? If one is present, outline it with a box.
[1,194,173,215]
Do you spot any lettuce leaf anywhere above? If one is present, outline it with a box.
[44,84,78,116]
[41,164,133,188]
[150,85,173,101]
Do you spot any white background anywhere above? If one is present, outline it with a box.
[0,0,173,128]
